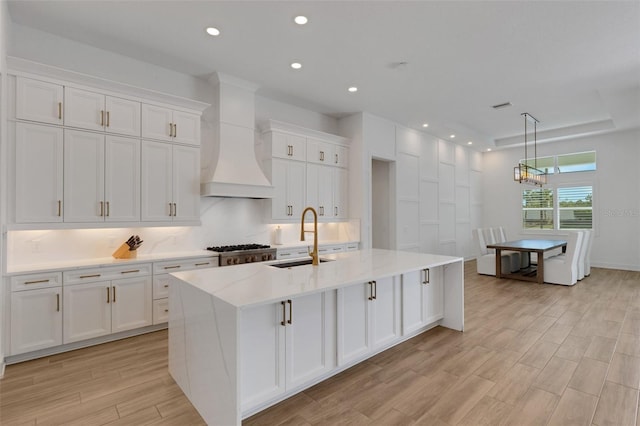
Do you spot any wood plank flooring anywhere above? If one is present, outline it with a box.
[1,261,639,425]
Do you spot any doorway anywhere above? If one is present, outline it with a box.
[371,158,395,249]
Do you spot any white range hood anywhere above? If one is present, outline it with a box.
[200,73,274,198]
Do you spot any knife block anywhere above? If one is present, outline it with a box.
[112,243,137,259]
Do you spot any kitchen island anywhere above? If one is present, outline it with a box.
[168,249,464,425]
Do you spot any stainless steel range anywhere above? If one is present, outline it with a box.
[206,244,277,266]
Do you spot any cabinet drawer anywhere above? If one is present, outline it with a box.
[345,243,359,252]
[318,244,345,254]
[153,298,169,324]
[152,257,218,274]
[153,274,171,300]
[277,247,311,259]
[64,263,152,285]
[11,272,62,292]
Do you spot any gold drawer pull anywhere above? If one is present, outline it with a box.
[195,262,210,266]
[422,268,430,285]
[106,287,110,303]
[80,274,101,279]
[56,293,60,312]
[112,286,116,303]
[164,265,181,270]
[57,200,62,217]
[24,279,50,285]
[58,102,62,120]
[106,111,110,127]
[163,284,169,288]
[120,270,140,274]
[164,309,169,313]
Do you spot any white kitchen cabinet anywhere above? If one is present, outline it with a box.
[306,163,333,218]
[10,272,63,356]
[64,87,141,136]
[333,167,348,219]
[64,130,140,223]
[307,138,348,168]
[241,291,335,412]
[141,140,200,222]
[63,267,152,344]
[334,145,349,168]
[267,158,306,220]
[265,130,306,161]
[401,267,444,335]
[152,256,217,324]
[15,122,64,223]
[142,104,200,146]
[15,76,64,125]
[337,276,400,366]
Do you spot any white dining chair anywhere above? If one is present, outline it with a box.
[577,230,591,280]
[584,230,594,276]
[496,226,529,269]
[473,228,512,276]
[544,231,584,285]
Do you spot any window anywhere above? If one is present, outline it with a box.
[522,186,593,230]
[557,152,596,173]
[522,189,554,229]
[558,186,593,229]
[522,156,555,175]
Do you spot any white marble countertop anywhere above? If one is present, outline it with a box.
[171,248,462,309]
[5,250,217,275]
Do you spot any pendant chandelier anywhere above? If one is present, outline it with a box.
[514,112,547,187]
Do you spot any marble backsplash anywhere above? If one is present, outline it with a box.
[6,197,359,269]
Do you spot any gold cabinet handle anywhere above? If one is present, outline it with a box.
[422,268,430,285]
[335,153,339,164]
[368,281,374,301]
[169,203,173,216]
[106,201,110,217]
[194,262,210,266]
[163,284,169,288]
[169,123,173,137]
[287,299,292,325]
[164,265,181,270]
[56,293,60,312]
[335,206,338,216]
[319,151,324,161]
[120,269,140,274]
[57,200,62,217]
[106,111,110,127]
[100,110,104,126]
[24,279,50,285]
[112,286,116,303]
[164,309,169,313]
[280,301,286,326]
[373,280,377,300]
[174,123,177,138]
[80,274,101,279]
[173,203,177,217]
[58,102,62,120]
[106,287,110,303]
[99,201,104,217]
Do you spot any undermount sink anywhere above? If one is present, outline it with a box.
[269,258,333,268]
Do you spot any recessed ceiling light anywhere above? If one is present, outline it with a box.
[422,123,429,128]
[294,15,308,25]
[291,62,302,70]
[467,141,473,145]
[450,134,456,139]
[205,27,220,36]
[348,86,358,93]
[487,148,492,152]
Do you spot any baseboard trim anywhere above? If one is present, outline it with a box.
[5,323,167,365]
[590,262,640,272]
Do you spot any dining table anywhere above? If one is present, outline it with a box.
[486,239,567,284]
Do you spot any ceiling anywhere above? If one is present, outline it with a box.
[7,1,640,151]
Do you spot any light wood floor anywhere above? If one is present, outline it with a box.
[1,261,639,425]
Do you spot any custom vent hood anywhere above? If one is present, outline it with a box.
[200,73,274,198]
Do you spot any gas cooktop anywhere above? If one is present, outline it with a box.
[206,244,271,252]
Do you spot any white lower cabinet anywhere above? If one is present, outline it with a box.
[336,276,401,366]
[63,267,152,344]
[10,272,63,355]
[402,266,444,335]
[240,290,335,412]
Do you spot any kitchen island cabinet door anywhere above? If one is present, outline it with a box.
[111,276,153,333]
[401,270,424,335]
[370,276,401,350]
[15,123,64,223]
[63,129,105,222]
[336,283,371,366]
[10,287,62,355]
[63,281,112,344]
[104,136,140,222]
[423,266,444,324]
[172,145,200,222]
[141,140,173,221]
[240,302,286,411]
[285,291,336,390]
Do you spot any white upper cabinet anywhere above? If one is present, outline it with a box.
[65,87,141,136]
[334,145,349,168]
[15,77,64,125]
[266,131,307,161]
[15,123,64,223]
[141,141,200,222]
[104,136,141,222]
[142,104,200,146]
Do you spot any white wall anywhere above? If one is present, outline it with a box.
[483,129,640,271]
